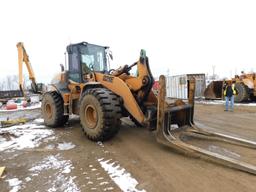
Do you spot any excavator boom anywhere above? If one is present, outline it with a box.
[16,42,43,99]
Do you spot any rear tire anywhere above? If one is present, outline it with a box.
[41,91,69,127]
[80,88,122,141]
[234,83,249,102]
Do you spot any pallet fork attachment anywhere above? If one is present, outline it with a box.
[156,75,256,175]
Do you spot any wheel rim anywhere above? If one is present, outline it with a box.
[45,103,52,119]
[85,105,98,129]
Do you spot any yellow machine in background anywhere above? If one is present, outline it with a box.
[16,42,44,101]
[42,42,256,174]
[204,72,256,102]
[233,72,256,102]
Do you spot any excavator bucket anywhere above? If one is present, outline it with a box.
[155,75,256,175]
[204,80,224,100]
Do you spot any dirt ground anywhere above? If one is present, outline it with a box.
[0,103,256,192]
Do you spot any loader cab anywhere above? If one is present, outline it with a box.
[67,42,109,83]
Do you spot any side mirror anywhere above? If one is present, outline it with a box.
[106,49,113,60]
[60,64,64,72]
[109,51,113,60]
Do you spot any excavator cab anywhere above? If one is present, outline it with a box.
[66,42,109,83]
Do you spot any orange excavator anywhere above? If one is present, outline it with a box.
[16,42,44,102]
[41,42,256,174]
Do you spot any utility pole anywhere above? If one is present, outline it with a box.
[64,52,67,70]
[212,65,216,80]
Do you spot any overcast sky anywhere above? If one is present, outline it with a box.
[0,0,256,83]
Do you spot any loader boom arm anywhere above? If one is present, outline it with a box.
[95,50,156,125]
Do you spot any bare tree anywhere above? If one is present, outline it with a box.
[0,75,19,91]
[0,81,4,91]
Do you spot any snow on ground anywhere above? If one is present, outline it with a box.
[5,154,79,192]
[1,119,79,192]
[6,178,22,192]
[0,122,54,152]
[29,154,79,192]
[98,158,146,192]
[29,154,74,174]
[196,100,256,106]
[57,142,76,151]
[33,118,44,124]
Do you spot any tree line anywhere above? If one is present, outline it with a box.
[0,75,29,91]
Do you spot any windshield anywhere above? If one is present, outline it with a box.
[80,44,107,73]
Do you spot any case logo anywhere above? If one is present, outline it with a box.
[103,75,114,83]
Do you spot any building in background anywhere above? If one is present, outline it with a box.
[166,74,206,99]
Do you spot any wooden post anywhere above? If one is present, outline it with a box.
[157,75,166,133]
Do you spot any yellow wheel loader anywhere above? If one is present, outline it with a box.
[204,72,256,102]
[42,42,256,174]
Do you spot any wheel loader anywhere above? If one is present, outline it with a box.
[204,72,256,102]
[42,42,256,174]
[233,72,256,102]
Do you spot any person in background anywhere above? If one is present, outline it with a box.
[223,81,238,112]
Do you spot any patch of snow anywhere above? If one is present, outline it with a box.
[104,187,114,191]
[45,144,55,150]
[100,181,109,185]
[0,137,7,142]
[25,177,32,182]
[47,175,80,192]
[62,166,72,174]
[197,100,256,106]
[29,154,79,192]
[29,155,74,174]
[170,124,179,130]
[98,158,146,192]
[235,102,256,106]
[33,118,44,124]
[43,136,56,142]
[6,178,22,192]
[57,142,75,151]
[97,141,104,147]
[0,123,54,151]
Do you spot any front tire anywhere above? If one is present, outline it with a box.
[80,88,122,141]
[41,91,69,127]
